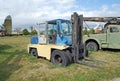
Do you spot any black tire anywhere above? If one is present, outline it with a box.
[65,50,73,63]
[86,42,98,51]
[51,50,69,66]
[30,48,38,58]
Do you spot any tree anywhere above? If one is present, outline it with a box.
[30,30,37,35]
[23,29,29,35]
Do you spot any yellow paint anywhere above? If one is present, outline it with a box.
[28,44,69,60]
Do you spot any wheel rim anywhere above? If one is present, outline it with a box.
[87,44,95,51]
[32,51,36,56]
[54,55,62,65]
[31,49,36,56]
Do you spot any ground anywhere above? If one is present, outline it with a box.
[0,36,120,81]
[110,78,120,81]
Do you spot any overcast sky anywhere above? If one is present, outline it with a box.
[0,0,120,29]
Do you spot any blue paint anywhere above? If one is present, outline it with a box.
[56,35,72,46]
[30,36,38,44]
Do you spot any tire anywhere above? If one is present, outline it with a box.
[30,48,38,58]
[65,50,73,63]
[51,50,69,66]
[86,42,98,51]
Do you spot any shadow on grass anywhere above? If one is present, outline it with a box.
[0,45,12,50]
[102,48,120,52]
[0,50,25,81]
[0,45,12,53]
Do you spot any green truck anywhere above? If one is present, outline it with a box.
[83,17,120,51]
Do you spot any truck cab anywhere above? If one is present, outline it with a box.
[83,24,120,51]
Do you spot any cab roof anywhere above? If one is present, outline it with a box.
[47,19,70,24]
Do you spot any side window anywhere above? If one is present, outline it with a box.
[110,27,119,33]
[38,24,46,35]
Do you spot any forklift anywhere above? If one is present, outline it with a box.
[28,12,103,67]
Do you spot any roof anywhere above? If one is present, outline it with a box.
[47,19,70,24]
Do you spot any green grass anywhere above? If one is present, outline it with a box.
[0,36,120,81]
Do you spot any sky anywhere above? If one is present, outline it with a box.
[0,0,120,29]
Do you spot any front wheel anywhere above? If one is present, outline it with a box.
[51,50,69,66]
[30,48,38,58]
[86,42,98,51]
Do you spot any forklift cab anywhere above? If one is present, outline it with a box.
[32,19,72,46]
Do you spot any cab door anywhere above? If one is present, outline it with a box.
[107,26,120,49]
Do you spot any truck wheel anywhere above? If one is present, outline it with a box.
[30,48,38,58]
[51,50,69,66]
[86,42,98,51]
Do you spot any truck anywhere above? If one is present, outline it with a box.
[28,12,103,67]
[83,17,120,51]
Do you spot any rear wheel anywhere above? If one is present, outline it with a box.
[86,42,98,51]
[51,50,69,66]
[65,50,73,63]
[30,48,38,58]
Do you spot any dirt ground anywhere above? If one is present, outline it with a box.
[109,78,120,81]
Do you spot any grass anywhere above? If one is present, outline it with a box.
[0,36,120,81]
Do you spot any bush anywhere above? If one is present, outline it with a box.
[30,30,37,35]
[23,29,29,35]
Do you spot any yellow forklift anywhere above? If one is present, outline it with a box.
[28,12,104,67]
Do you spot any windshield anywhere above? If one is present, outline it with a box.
[61,22,72,36]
